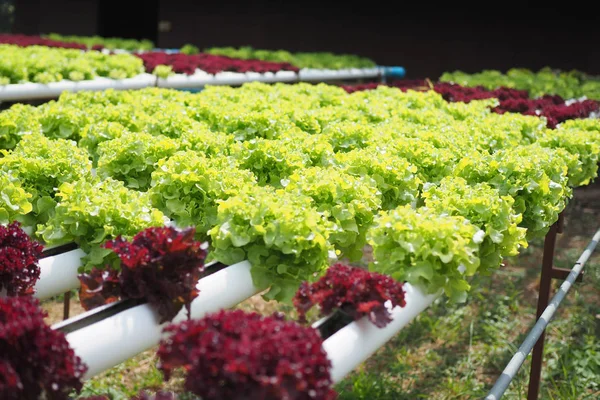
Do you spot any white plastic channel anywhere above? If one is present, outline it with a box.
[298,67,382,82]
[0,68,383,101]
[17,224,83,300]
[156,68,382,89]
[323,283,440,383]
[0,74,156,101]
[156,70,299,89]
[64,260,261,379]
[35,248,86,300]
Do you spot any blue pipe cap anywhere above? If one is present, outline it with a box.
[152,48,181,54]
[383,66,406,79]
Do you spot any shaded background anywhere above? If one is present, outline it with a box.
[5,0,600,79]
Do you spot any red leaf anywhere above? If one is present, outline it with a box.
[292,263,406,328]
[77,267,121,311]
[157,310,336,400]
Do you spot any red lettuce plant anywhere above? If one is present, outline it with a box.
[0,296,87,399]
[340,82,382,93]
[293,263,406,328]
[77,267,121,310]
[432,82,529,102]
[135,52,300,75]
[78,226,207,323]
[435,83,599,127]
[341,79,430,93]
[0,221,44,296]
[494,95,599,128]
[0,33,97,50]
[157,309,336,400]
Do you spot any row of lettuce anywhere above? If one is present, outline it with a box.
[441,68,600,101]
[1,33,377,68]
[1,82,599,304]
[344,68,600,102]
[0,33,154,51]
[0,44,298,84]
[0,44,375,84]
[0,36,377,85]
[342,78,600,128]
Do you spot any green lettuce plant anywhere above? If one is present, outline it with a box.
[284,166,382,260]
[149,151,257,236]
[368,205,482,302]
[209,185,334,302]
[422,176,527,271]
[38,177,167,271]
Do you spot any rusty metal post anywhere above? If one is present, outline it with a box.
[527,213,562,400]
[63,291,71,320]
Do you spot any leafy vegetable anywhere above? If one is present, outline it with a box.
[78,121,130,164]
[205,45,376,69]
[0,221,43,296]
[149,151,257,236]
[229,138,311,186]
[0,44,144,84]
[37,178,168,271]
[0,104,41,151]
[333,147,420,209]
[209,186,334,302]
[536,122,600,186]
[422,176,527,271]
[284,166,381,260]
[440,67,600,100]
[179,44,199,55]
[44,33,154,51]
[454,145,571,238]
[368,205,482,302]
[157,310,336,399]
[97,132,179,190]
[293,263,406,328]
[97,226,207,323]
[0,172,32,225]
[0,296,87,400]
[0,133,92,225]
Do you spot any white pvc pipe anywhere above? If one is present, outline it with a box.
[2,224,82,297]
[65,260,261,379]
[34,249,86,300]
[323,283,440,383]
[298,67,382,82]
[157,68,381,89]
[0,68,383,101]
[156,69,299,89]
[244,70,298,84]
[0,74,156,101]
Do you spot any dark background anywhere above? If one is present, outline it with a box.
[7,0,600,79]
